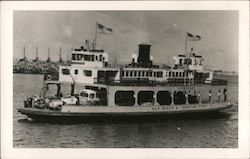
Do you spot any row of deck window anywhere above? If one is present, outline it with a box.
[62,69,190,79]
[115,89,227,106]
[72,54,105,62]
[122,70,189,78]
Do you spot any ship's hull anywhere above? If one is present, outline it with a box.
[18,102,233,122]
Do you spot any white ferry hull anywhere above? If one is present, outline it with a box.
[18,102,233,122]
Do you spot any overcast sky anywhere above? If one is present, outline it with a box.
[14,11,238,71]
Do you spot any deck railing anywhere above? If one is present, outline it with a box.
[93,77,228,86]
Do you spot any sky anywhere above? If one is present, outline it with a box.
[13,11,238,72]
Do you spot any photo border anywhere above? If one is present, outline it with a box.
[1,1,249,159]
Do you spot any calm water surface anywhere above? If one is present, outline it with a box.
[13,74,238,148]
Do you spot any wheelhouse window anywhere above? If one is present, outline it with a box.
[72,54,83,61]
[62,68,70,75]
[99,55,103,61]
[174,91,186,105]
[72,54,77,60]
[157,91,172,105]
[138,91,154,105]
[115,91,135,106]
[83,70,92,77]
[83,54,91,61]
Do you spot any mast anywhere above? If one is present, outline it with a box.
[185,32,188,60]
[23,47,27,61]
[47,48,51,62]
[23,47,26,59]
[35,47,39,61]
[59,48,63,63]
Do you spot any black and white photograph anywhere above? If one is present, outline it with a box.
[1,1,249,159]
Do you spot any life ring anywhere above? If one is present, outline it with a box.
[47,75,51,81]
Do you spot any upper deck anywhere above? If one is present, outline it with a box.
[56,44,227,86]
[70,46,108,68]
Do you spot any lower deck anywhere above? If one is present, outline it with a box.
[18,102,232,118]
[41,81,229,111]
[83,84,228,107]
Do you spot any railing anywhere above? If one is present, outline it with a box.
[93,77,228,86]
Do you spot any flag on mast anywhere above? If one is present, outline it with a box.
[97,23,113,34]
[187,32,201,41]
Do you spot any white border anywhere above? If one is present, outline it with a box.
[1,1,249,159]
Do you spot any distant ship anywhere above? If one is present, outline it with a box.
[13,47,63,75]
[18,29,233,122]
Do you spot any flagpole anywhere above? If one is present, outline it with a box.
[95,21,97,49]
[184,32,188,86]
[185,32,188,58]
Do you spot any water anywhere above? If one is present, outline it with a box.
[13,74,238,148]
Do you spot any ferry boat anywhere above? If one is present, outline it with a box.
[18,38,233,122]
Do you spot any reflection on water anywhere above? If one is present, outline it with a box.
[13,74,238,148]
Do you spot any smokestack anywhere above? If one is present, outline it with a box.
[138,44,151,67]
